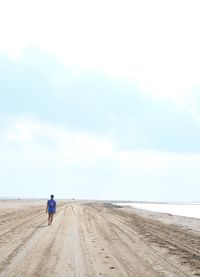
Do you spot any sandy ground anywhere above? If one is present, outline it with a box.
[0,200,200,276]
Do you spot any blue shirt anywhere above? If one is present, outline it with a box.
[47,199,56,213]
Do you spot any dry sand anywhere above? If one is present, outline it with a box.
[0,200,200,276]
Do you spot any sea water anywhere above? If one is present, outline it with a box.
[116,202,200,219]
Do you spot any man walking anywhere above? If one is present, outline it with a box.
[46,195,56,226]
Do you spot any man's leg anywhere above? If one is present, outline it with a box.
[48,213,51,225]
[49,214,53,225]
[51,214,54,225]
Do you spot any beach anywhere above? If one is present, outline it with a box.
[0,200,200,276]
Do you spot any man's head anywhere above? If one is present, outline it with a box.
[50,195,54,199]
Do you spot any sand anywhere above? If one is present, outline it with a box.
[0,200,200,276]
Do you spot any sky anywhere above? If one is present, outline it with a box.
[0,0,200,200]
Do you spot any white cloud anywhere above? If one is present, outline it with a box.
[117,150,169,171]
[0,0,200,101]
[1,115,200,200]
[1,115,115,167]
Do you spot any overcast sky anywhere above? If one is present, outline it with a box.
[0,0,200,201]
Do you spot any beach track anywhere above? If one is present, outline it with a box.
[0,202,200,276]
